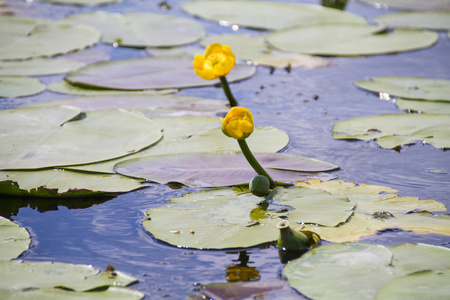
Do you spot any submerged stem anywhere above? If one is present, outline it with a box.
[237,139,276,188]
[220,76,238,107]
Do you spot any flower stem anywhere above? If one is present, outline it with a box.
[237,139,276,188]
[220,76,238,107]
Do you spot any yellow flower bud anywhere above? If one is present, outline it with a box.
[193,43,235,80]
[221,106,254,140]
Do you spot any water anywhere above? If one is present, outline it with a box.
[1,0,449,299]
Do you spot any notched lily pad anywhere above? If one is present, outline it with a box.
[332,113,450,149]
[395,98,450,114]
[64,11,205,48]
[355,76,450,101]
[374,10,450,31]
[115,152,339,187]
[267,23,438,56]
[0,58,85,76]
[0,216,30,260]
[65,56,256,90]
[143,185,353,249]
[0,76,46,98]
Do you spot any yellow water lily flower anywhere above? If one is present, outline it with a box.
[221,106,254,140]
[193,43,235,80]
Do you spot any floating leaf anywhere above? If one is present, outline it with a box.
[355,76,450,101]
[65,56,256,90]
[42,0,123,5]
[67,119,289,174]
[375,11,450,31]
[0,216,30,260]
[377,269,450,300]
[297,179,449,242]
[0,169,144,197]
[115,152,338,187]
[0,15,100,60]
[64,11,205,48]
[395,98,450,114]
[0,260,138,292]
[143,186,353,249]
[332,113,450,149]
[48,80,176,96]
[358,0,450,10]
[283,242,450,300]
[0,76,45,98]
[0,286,145,300]
[27,94,228,118]
[267,23,438,56]
[0,58,85,76]
[182,0,366,30]
[0,106,163,170]
[201,34,331,69]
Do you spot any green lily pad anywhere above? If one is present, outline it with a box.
[67,118,289,174]
[65,56,256,90]
[355,77,450,101]
[395,98,450,114]
[0,15,100,60]
[0,58,85,76]
[283,242,450,300]
[375,11,450,31]
[143,186,353,249]
[0,216,30,260]
[389,243,450,273]
[115,152,338,187]
[41,0,123,5]
[267,23,439,56]
[201,34,331,69]
[182,0,366,30]
[377,269,450,300]
[298,179,449,242]
[0,286,144,300]
[0,76,46,98]
[48,80,177,96]
[0,106,163,170]
[332,113,450,149]
[27,94,228,118]
[0,169,144,197]
[358,0,450,10]
[64,11,205,48]
[0,260,137,292]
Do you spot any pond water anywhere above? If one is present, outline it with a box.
[1,0,449,299]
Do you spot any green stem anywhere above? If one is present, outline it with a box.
[220,76,238,107]
[238,139,276,188]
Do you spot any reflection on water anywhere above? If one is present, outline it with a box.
[225,251,261,282]
[321,0,348,10]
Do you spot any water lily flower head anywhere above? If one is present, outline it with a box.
[221,106,254,140]
[193,43,235,80]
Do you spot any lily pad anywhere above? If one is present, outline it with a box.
[0,169,144,197]
[375,11,450,31]
[267,23,439,56]
[0,216,30,260]
[0,15,100,60]
[115,152,339,187]
[64,11,205,48]
[355,76,450,101]
[377,269,450,300]
[41,0,123,5]
[283,242,450,300]
[182,0,366,30]
[48,80,177,96]
[201,34,331,69]
[0,76,45,98]
[65,56,256,90]
[358,0,450,10]
[332,113,450,149]
[297,179,449,242]
[0,260,137,292]
[395,98,450,114]
[143,186,353,249]
[0,106,163,170]
[27,94,228,118]
[0,58,85,76]
[67,118,289,174]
